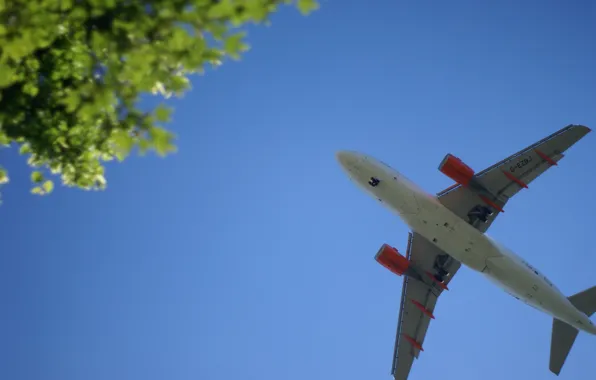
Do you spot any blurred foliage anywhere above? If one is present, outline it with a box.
[0,0,318,199]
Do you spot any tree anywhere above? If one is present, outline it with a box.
[0,0,318,198]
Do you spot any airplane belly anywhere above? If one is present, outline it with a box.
[356,171,421,215]
[404,193,498,272]
[366,172,522,275]
[483,256,575,319]
[484,256,534,296]
[380,179,420,215]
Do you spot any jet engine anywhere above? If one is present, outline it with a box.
[375,244,410,276]
[438,153,474,186]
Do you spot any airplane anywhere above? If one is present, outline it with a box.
[336,124,596,379]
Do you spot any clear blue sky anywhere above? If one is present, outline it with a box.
[2,1,596,379]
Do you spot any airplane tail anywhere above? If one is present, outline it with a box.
[549,286,596,375]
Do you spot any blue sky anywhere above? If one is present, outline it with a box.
[2,1,596,379]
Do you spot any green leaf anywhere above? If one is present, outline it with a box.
[170,27,192,51]
[31,171,44,183]
[0,167,8,184]
[23,82,39,96]
[149,126,176,157]
[0,132,9,147]
[297,0,319,15]
[19,144,32,155]
[94,174,107,190]
[207,0,234,19]
[154,104,172,123]
[31,186,44,195]
[244,1,272,22]
[62,91,81,112]
[111,130,135,161]
[60,0,74,11]
[224,32,248,60]
[207,23,228,41]
[56,136,69,148]
[0,63,16,88]
[138,138,151,155]
[169,74,191,95]
[42,180,54,194]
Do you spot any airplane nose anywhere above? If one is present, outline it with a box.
[336,150,360,172]
[335,150,350,165]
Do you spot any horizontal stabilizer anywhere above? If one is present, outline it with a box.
[549,285,596,375]
[550,319,579,376]
[568,285,596,317]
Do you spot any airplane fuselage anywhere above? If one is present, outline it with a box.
[337,151,596,335]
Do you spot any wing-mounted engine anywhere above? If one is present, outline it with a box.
[375,244,410,276]
[438,154,474,186]
[439,153,505,221]
[375,241,450,291]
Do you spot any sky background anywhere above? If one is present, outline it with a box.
[2,1,596,379]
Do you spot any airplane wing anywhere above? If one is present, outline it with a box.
[390,232,461,380]
[436,124,591,232]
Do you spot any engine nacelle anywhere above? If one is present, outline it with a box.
[438,153,474,186]
[375,244,410,276]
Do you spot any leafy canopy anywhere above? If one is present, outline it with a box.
[0,0,319,197]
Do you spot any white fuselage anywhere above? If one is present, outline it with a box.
[337,151,596,334]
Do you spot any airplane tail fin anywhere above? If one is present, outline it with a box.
[549,286,596,375]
